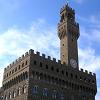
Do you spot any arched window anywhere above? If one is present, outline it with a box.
[32,86,38,94]
[43,88,48,96]
[52,90,57,99]
[13,91,16,98]
[18,87,21,96]
[23,85,27,93]
[22,63,24,67]
[61,94,64,100]
[9,92,12,99]
[25,61,27,65]
[5,95,7,100]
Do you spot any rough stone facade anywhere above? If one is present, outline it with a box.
[0,4,97,100]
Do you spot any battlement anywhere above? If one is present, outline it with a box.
[60,4,75,14]
[4,49,61,71]
[79,68,96,77]
[4,49,96,78]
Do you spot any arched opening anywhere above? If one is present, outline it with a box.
[23,85,27,93]
[18,87,21,96]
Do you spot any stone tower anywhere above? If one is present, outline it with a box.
[0,3,97,100]
[58,4,80,69]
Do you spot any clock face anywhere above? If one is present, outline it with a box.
[70,58,77,68]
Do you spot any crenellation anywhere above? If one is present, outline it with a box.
[58,60,61,64]
[85,70,88,74]
[29,49,34,55]
[93,73,96,76]
[7,66,9,69]
[89,72,92,75]
[22,54,24,59]
[15,59,18,63]
[53,58,56,62]
[80,68,83,72]
[42,54,45,58]
[18,57,22,62]
[12,61,14,65]
[48,56,51,60]
[36,51,40,56]
[60,4,75,14]
[4,68,6,71]
[25,52,29,56]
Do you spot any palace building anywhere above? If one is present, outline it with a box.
[0,3,97,100]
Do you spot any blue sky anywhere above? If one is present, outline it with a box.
[0,0,100,99]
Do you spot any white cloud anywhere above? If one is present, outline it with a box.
[79,47,100,72]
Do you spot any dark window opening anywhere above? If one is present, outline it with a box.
[75,75,77,79]
[18,65,20,70]
[15,67,17,72]
[51,66,54,71]
[25,61,27,65]
[66,72,68,76]
[40,62,42,67]
[22,63,24,67]
[62,70,64,75]
[46,65,48,69]
[56,68,59,73]
[34,61,37,65]
[71,73,73,78]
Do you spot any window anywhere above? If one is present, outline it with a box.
[62,70,64,75]
[40,62,42,67]
[5,95,7,100]
[34,61,37,65]
[1,96,3,100]
[61,94,64,100]
[66,72,68,76]
[12,70,14,74]
[18,65,20,69]
[7,73,8,77]
[23,85,27,93]
[75,75,77,79]
[9,92,12,99]
[22,63,24,67]
[32,86,38,94]
[43,88,48,96]
[13,91,16,98]
[52,90,57,99]
[51,66,54,71]
[80,77,82,80]
[71,73,73,78]
[56,68,59,73]
[18,87,21,95]
[46,65,48,69]
[15,67,17,72]
[25,61,27,65]
[9,71,11,76]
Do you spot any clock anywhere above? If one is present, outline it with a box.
[70,58,77,68]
